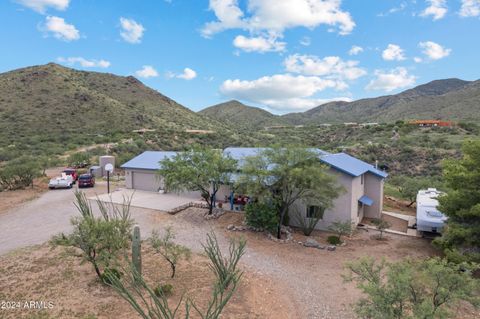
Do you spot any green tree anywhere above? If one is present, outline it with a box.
[344,257,480,319]
[159,147,237,215]
[389,176,432,207]
[237,147,343,239]
[68,151,91,168]
[150,227,191,278]
[434,140,480,263]
[51,192,134,281]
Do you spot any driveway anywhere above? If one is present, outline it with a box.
[0,183,165,256]
[92,188,203,212]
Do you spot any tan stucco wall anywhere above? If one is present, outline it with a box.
[364,173,384,218]
[124,169,163,192]
[288,169,354,231]
[350,175,365,225]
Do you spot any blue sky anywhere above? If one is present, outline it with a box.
[1,0,479,114]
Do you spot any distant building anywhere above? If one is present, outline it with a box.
[409,120,454,127]
[121,148,388,230]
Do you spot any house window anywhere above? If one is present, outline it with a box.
[306,205,324,219]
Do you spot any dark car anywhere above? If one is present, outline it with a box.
[63,168,78,183]
[78,174,95,188]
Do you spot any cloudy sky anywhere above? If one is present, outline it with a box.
[1,0,479,114]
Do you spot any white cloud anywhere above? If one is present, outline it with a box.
[419,41,451,60]
[135,65,159,78]
[420,0,447,20]
[348,45,363,56]
[202,0,355,52]
[299,36,311,46]
[177,68,197,80]
[167,68,197,80]
[233,34,286,52]
[119,17,145,44]
[378,2,408,17]
[366,67,416,92]
[284,54,366,81]
[15,0,69,13]
[220,74,349,112]
[57,57,110,68]
[41,16,79,41]
[382,44,406,61]
[459,0,480,17]
[414,57,423,63]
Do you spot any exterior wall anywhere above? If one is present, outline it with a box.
[350,175,365,225]
[288,169,355,231]
[364,173,384,218]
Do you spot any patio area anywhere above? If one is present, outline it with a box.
[91,189,203,212]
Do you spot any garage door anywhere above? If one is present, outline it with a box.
[132,171,162,192]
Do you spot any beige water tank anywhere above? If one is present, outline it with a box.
[99,155,115,176]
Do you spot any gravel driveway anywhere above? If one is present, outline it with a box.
[0,183,162,256]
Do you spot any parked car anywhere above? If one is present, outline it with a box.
[78,174,95,188]
[62,168,78,183]
[49,174,74,189]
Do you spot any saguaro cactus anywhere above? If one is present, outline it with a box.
[132,225,142,277]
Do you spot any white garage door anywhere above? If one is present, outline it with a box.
[132,171,162,192]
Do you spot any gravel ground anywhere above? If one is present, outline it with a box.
[0,190,444,319]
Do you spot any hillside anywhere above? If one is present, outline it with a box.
[282,78,480,125]
[200,79,480,128]
[199,100,288,129]
[0,63,243,159]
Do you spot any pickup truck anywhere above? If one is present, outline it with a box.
[48,174,74,189]
[62,168,78,184]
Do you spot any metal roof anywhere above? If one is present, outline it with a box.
[121,151,178,171]
[121,148,388,179]
[358,195,374,206]
[319,153,388,178]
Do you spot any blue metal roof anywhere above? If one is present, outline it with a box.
[359,195,374,206]
[121,148,388,179]
[320,153,388,179]
[121,151,177,171]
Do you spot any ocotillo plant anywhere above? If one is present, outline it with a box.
[132,225,142,277]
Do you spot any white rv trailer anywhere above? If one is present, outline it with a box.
[416,188,447,233]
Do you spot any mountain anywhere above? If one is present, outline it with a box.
[282,78,480,125]
[0,63,234,154]
[199,100,288,129]
[200,79,480,129]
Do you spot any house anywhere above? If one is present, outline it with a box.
[409,120,454,127]
[121,148,388,230]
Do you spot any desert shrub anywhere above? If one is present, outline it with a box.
[150,227,191,278]
[107,231,246,319]
[293,206,325,236]
[328,220,354,242]
[371,218,391,239]
[244,201,278,233]
[68,152,91,167]
[153,284,173,298]
[327,235,341,245]
[203,232,246,292]
[51,192,134,282]
[100,268,123,285]
[0,158,42,191]
[344,257,480,319]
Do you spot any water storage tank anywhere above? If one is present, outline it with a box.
[99,155,115,176]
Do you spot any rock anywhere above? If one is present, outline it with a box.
[227,224,235,231]
[327,245,336,251]
[304,238,321,248]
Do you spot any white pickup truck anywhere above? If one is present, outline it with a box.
[48,174,74,189]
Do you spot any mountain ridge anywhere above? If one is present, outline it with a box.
[199,78,480,128]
